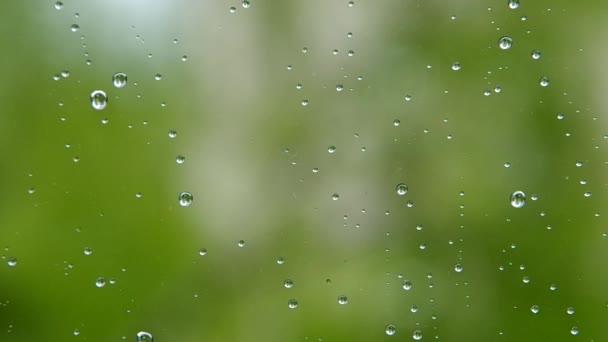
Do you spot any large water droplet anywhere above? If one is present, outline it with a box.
[178,192,193,207]
[412,330,423,340]
[510,190,526,208]
[7,257,17,267]
[337,295,348,305]
[539,76,550,87]
[396,183,408,196]
[531,50,541,60]
[95,276,106,288]
[283,279,294,288]
[54,1,64,10]
[112,72,127,88]
[136,331,154,342]
[90,90,108,110]
[531,305,540,314]
[403,280,413,290]
[570,326,579,336]
[498,36,513,50]
[385,324,397,336]
[508,0,520,9]
[70,24,79,32]
[288,299,298,309]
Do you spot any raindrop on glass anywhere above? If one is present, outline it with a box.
[178,192,193,207]
[154,74,162,81]
[385,324,397,336]
[510,190,526,208]
[570,327,579,336]
[112,72,127,88]
[301,99,309,106]
[90,90,107,110]
[396,183,408,196]
[277,257,285,265]
[498,36,513,50]
[61,70,70,78]
[567,307,575,315]
[336,84,344,92]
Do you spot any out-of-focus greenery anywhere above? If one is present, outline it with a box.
[1,0,607,341]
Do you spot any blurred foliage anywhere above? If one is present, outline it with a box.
[1,0,607,341]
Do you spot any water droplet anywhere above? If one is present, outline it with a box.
[154,74,162,81]
[347,32,353,38]
[393,119,400,127]
[112,72,127,88]
[168,130,177,138]
[396,183,408,196]
[70,24,79,32]
[498,36,513,50]
[198,248,207,256]
[337,295,348,305]
[7,257,17,267]
[176,155,186,164]
[454,263,463,272]
[550,284,557,291]
[348,50,354,56]
[531,50,541,60]
[83,247,93,255]
[508,0,520,9]
[90,90,107,110]
[95,276,106,288]
[284,279,294,288]
[530,305,540,314]
[61,70,70,78]
[136,331,154,342]
[242,0,250,8]
[181,55,188,62]
[404,94,412,101]
[348,1,354,7]
[510,190,526,208]
[54,1,64,10]
[451,62,461,71]
[494,85,502,93]
[301,47,308,53]
[412,330,423,340]
[178,192,193,207]
[402,280,413,290]
[557,113,564,120]
[229,6,236,13]
[277,257,285,265]
[385,324,397,336]
[301,99,309,106]
[539,76,550,87]
[328,146,336,153]
[332,193,340,201]
[336,84,344,92]
[504,162,511,168]
[237,240,245,247]
[484,90,492,96]
[567,307,575,315]
[570,326,579,336]
[288,299,298,309]
[73,328,80,336]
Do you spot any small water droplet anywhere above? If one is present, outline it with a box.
[176,155,186,164]
[454,263,463,272]
[95,276,106,288]
[402,280,413,290]
[54,1,64,10]
[7,257,17,267]
[229,6,236,13]
[112,72,127,88]
[385,324,397,336]
[567,307,575,315]
[570,326,579,336]
[332,193,340,201]
[301,99,309,106]
[396,183,408,196]
[404,94,412,101]
[83,247,93,255]
[531,305,540,314]
[451,62,461,71]
[336,84,344,92]
[337,295,348,305]
[70,24,79,32]
[168,130,177,138]
[136,331,154,342]
[508,0,520,9]
[498,36,513,50]
[288,299,298,309]
[237,240,245,247]
[348,1,354,7]
[154,74,162,81]
[61,70,70,78]
[412,330,423,340]
[198,248,207,256]
[73,328,80,336]
[328,146,336,153]
[393,119,400,127]
[181,55,188,61]
[242,0,250,8]
[178,192,193,207]
[510,190,526,208]
[284,279,294,288]
[276,257,285,265]
[531,50,541,60]
[90,90,108,110]
[539,76,550,87]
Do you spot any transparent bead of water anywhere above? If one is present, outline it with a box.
[328,146,336,153]
[61,70,70,78]
[181,55,188,61]
[90,90,108,110]
[84,247,93,255]
[396,183,408,196]
[70,24,79,32]
[403,280,413,290]
[412,330,423,340]
[336,84,344,92]
[454,263,463,272]
[385,324,397,336]
[539,76,550,87]
[570,326,579,335]
[229,6,236,13]
[176,155,185,164]
[393,119,400,127]
[566,307,575,315]
[277,257,285,265]
[508,0,520,9]
[112,72,127,88]
[301,99,309,106]
[54,1,63,9]
[178,192,193,207]
[237,240,245,247]
[95,276,106,288]
[531,50,541,60]
[498,36,513,50]
[242,0,250,8]
[510,190,526,208]
[168,130,177,138]
[332,193,340,201]
[288,299,298,309]
[136,331,154,342]
[73,329,80,336]
[284,279,294,288]
[199,248,207,256]
[451,62,461,71]
[337,295,348,305]
[530,305,540,314]
[7,257,17,267]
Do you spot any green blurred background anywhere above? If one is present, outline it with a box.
[1,0,607,341]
